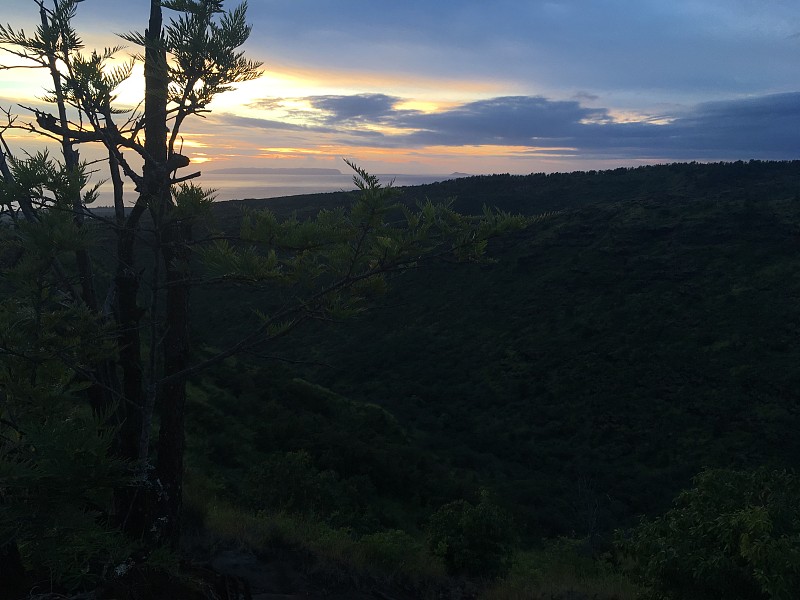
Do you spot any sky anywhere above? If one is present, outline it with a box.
[1,0,799,177]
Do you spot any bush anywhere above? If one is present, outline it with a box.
[245,450,343,514]
[359,529,424,571]
[426,489,516,579]
[0,411,133,591]
[616,467,800,600]
[244,450,376,530]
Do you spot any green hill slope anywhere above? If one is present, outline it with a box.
[195,163,800,535]
[194,160,800,541]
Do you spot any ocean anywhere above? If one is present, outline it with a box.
[91,172,465,206]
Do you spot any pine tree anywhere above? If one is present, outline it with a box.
[0,0,526,590]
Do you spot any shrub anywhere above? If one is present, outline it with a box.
[243,450,375,530]
[426,489,516,579]
[0,411,133,591]
[616,467,800,600]
[359,529,423,571]
[245,450,343,514]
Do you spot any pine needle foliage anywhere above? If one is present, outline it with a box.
[0,163,128,591]
[198,161,529,335]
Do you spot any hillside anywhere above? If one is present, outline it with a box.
[191,161,800,533]
[180,160,800,597]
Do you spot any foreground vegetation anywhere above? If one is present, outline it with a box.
[0,1,521,598]
[3,158,800,597]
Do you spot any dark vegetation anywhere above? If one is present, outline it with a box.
[0,2,513,598]
[176,159,800,598]
[3,148,800,597]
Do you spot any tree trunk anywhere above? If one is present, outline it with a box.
[110,0,172,544]
[112,206,148,539]
[141,0,191,549]
[155,219,191,547]
[144,0,168,173]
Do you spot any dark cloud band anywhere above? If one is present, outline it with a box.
[235,91,800,161]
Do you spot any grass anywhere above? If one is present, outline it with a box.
[185,473,641,599]
[483,539,642,600]
[184,469,451,596]
[202,505,641,599]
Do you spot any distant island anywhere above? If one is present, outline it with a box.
[206,167,343,175]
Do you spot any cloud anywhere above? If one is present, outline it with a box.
[236,0,800,107]
[572,91,600,102]
[579,93,800,159]
[248,98,293,111]
[218,113,337,134]
[394,96,607,146]
[244,91,800,162]
[307,93,401,123]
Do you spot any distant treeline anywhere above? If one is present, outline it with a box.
[215,159,800,219]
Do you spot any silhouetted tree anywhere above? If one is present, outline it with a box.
[0,0,521,588]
